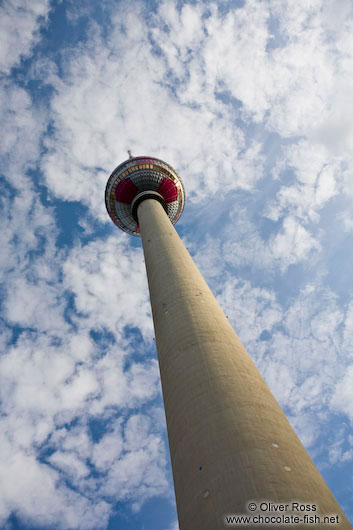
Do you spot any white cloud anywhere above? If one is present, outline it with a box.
[0,0,51,74]
[288,412,320,449]
[221,209,320,273]
[62,234,154,341]
[4,276,68,333]
[331,366,353,422]
[0,82,47,188]
[156,0,353,162]
[168,522,180,530]
[343,301,353,352]
[216,277,282,345]
[91,351,160,415]
[270,216,320,270]
[0,432,110,530]
[0,325,168,526]
[91,424,123,472]
[99,414,169,509]
[51,423,93,459]
[49,450,90,480]
[265,141,340,224]
[328,426,353,465]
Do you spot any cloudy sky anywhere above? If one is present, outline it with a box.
[1,0,353,528]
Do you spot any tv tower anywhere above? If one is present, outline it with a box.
[105,156,351,529]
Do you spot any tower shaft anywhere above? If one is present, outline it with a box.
[137,198,351,530]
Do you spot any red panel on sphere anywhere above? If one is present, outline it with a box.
[158,178,178,203]
[115,178,138,203]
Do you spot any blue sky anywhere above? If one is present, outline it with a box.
[1,0,353,528]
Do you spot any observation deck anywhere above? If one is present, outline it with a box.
[105,156,185,236]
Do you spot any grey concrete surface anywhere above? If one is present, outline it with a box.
[138,198,352,530]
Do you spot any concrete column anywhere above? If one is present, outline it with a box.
[137,198,351,530]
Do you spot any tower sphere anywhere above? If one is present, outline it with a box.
[105,155,185,236]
